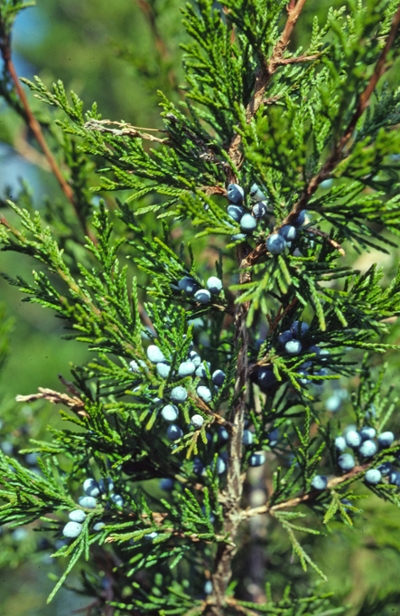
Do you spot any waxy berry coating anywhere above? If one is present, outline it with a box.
[337,453,355,472]
[249,453,266,467]
[178,361,196,377]
[266,233,286,255]
[358,439,377,457]
[197,386,212,403]
[191,414,204,428]
[365,469,381,485]
[63,521,83,538]
[378,431,395,448]
[227,204,245,221]
[227,183,245,204]
[206,276,223,294]
[170,387,188,403]
[212,370,225,386]
[69,509,87,523]
[240,213,257,232]
[83,478,100,497]
[194,289,211,304]
[279,225,297,241]
[78,496,97,509]
[146,345,166,364]
[311,475,328,490]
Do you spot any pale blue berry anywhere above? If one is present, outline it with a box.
[167,424,183,441]
[110,493,124,507]
[389,470,400,486]
[249,453,266,467]
[69,510,86,523]
[178,276,199,295]
[206,276,223,294]
[320,179,333,189]
[249,183,266,201]
[360,426,376,440]
[338,453,355,472]
[285,339,302,355]
[178,361,196,377]
[147,345,166,364]
[129,360,139,373]
[266,233,286,254]
[326,393,342,412]
[170,386,188,403]
[227,183,245,204]
[378,431,395,448]
[345,430,361,449]
[334,436,347,452]
[242,430,253,446]
[197,386,212,403]
[191,414,204,429]
[194,289,211,304]
[359,439,377,457]
[204,580,213,595]
[279,225,297,241]
[252,201,268,218]
[212,370,225,386]
[215,457,226,474]
[311,475,328,490]
[365,469,381,485]
[161,404,179,421]
[156,363,171,378]
[78,496,97,509]
[63,521,83,538]
[189,351,202,367]
[240,213,257,232]
[195,364,207,378]
[219,427,229,442]
[227,204,245,221]
[83,479,100,497]
[93,522,106,531]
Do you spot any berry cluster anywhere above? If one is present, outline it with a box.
[136,342,226,444]
[252,320,327,392]
[62,477,121,539]
[311,426,397,491]
[176,275,223,304]
[225,182,307,254]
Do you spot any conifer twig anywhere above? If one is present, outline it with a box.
[287,3,400,220]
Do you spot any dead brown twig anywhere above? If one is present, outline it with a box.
[84,119,168,144]
[15,387,85,412]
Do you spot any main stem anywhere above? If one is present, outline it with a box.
[210,245,250,614]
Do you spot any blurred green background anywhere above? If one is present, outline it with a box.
[1,1,400,614]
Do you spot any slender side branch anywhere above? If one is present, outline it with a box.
[241,460,381,519]
[15,388,85,412]
[228,0,308,171]
[0,36,95,242]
